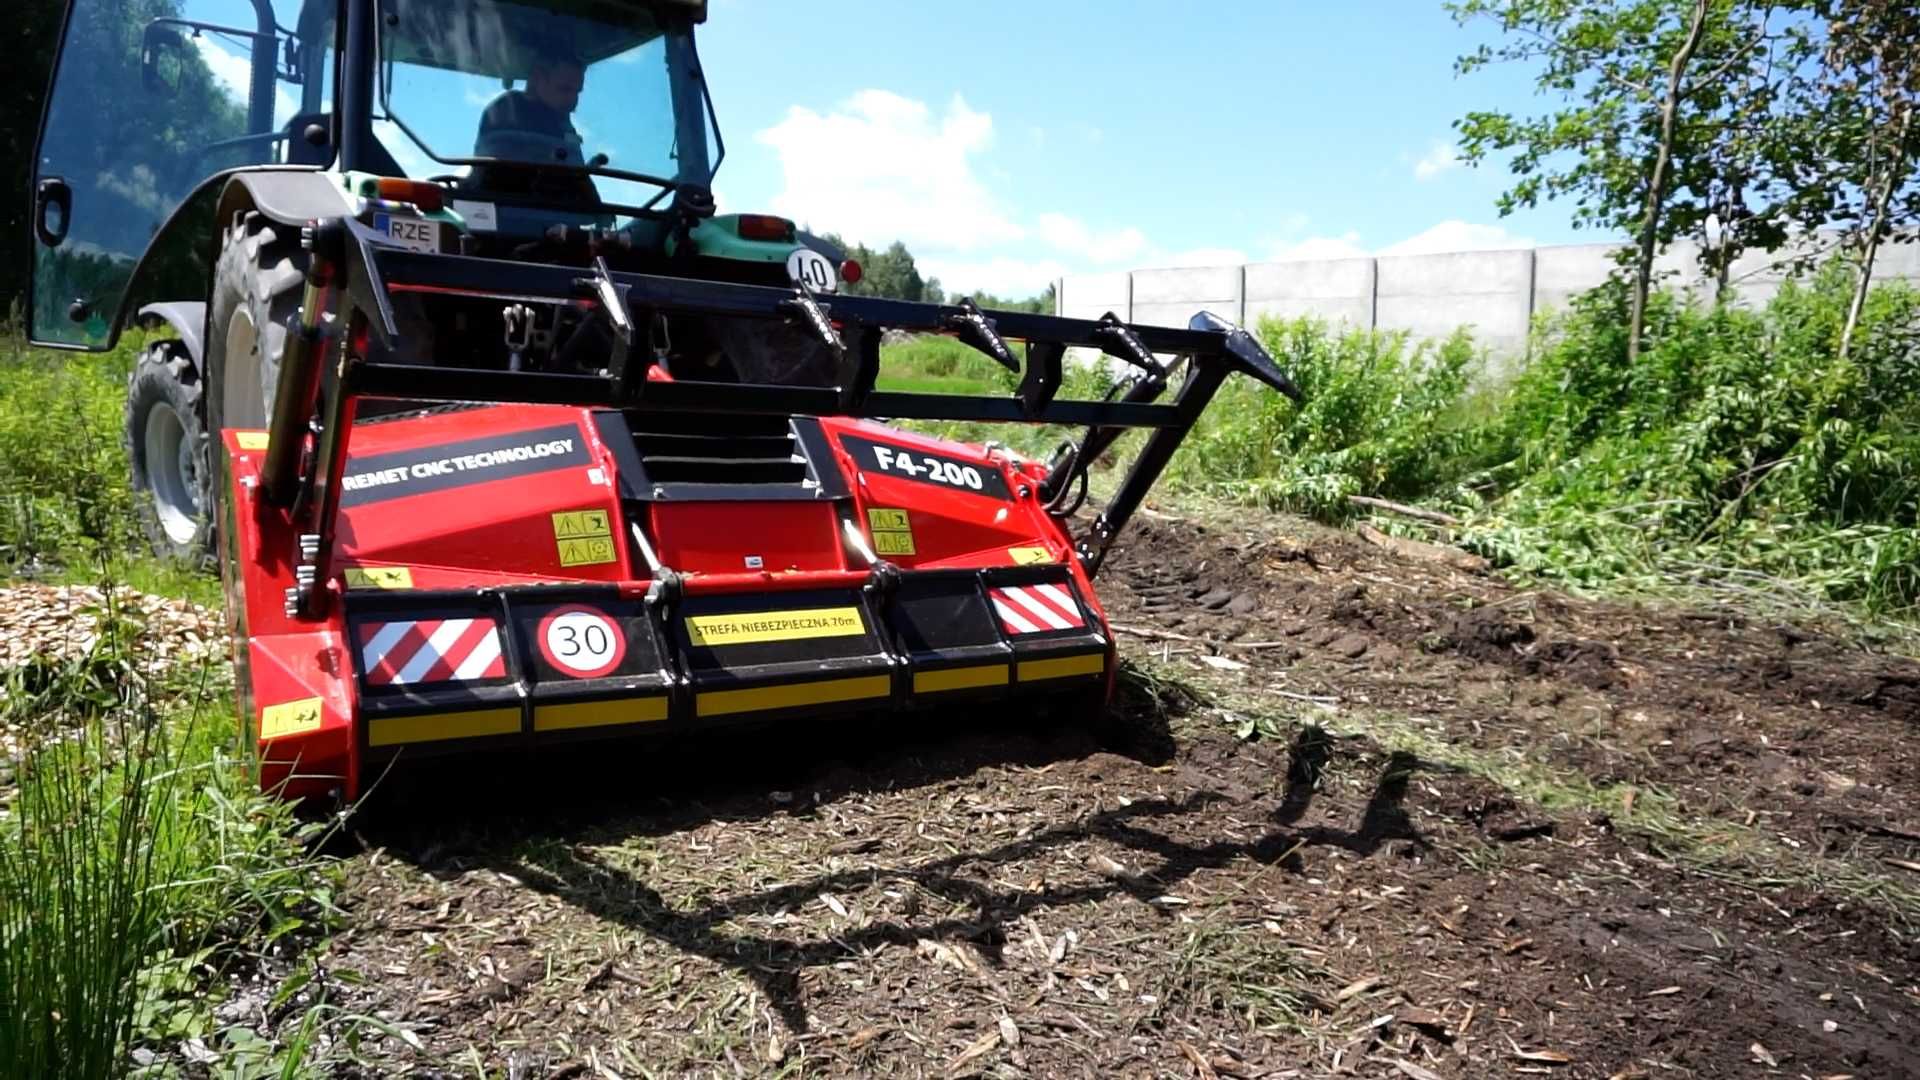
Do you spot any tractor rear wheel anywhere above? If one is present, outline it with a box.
[124,339,211,564]
[206,212,306,442]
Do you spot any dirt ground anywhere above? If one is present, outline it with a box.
[308,507,1920,1079]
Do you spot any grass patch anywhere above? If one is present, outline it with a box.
[0,587,342,1079]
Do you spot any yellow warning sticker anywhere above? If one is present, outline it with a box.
[344,566,413,590]
[235,431,270,451]
[866,507,915,556]
[558,536,618,567]
[260,697,323,740]
[1008,546,1054,565]
[552,507,617,567]
[552,509,612,539]
[685,607,866,647]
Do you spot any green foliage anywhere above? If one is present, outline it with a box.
[1464,267,1920,608]
[0,329,146,571]
[1165,320,1494,519]
[0,602,339,1080]
[1160,265,1920,614]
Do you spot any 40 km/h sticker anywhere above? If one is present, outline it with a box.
[537,605,626,678]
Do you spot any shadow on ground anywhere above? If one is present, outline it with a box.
[349,672,1444,1036]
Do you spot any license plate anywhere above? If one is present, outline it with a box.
[373,213,439,253]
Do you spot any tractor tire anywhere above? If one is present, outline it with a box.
[124,339,212,565]
[206,212,307,440]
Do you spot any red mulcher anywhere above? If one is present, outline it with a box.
[224,229,1295,801]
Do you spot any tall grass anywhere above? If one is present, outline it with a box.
[0,598,340,1078]
[0,637,178,1079]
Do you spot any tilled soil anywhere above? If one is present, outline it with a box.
[312,509,1920,1079]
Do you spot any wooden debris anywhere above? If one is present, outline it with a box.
[946,1030,1000,1076]
[1175,1041,1219,1080]
[1348,494,1461,526]
[1356,523,1490,574]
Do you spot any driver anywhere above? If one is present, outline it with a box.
[471,45,595,198]
[476,47,586,154]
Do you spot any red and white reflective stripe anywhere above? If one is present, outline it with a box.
[988,583,1086,635]
[357,618,506,686]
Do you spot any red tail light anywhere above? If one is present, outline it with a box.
[373,177,445,213]
[737,214,793,241]
[840,259,863,285]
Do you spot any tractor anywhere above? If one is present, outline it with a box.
[25,0,1298,800]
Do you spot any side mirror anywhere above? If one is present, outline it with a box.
[35,177,71,248]
[142,25,190,98]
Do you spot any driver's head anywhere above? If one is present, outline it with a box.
[528,51,585,114]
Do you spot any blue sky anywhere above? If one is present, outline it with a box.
[186,0,1591,298]
[694,0,1594,296]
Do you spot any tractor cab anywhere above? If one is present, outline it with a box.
[28,0,724,351]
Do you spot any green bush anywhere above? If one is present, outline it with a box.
[1466,268,1920,609]
[0,329,144,571]
[1166,319,1495,517]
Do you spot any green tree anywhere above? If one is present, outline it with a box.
[1809,0,1920,358]
[1450,0,1794,358]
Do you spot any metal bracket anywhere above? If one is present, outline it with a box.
[1092,311,1160,375]
[573,256,641,396]
[838,323,883,413]
[947,298,1019,372]
[1018,340,1065,418]
[778,273,846,372]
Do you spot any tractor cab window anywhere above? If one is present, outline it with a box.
[27,0,338,347]
[375,0,717,213]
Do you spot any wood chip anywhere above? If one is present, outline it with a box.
[1398,1006,1452,1038]
[996,1014,1019,1048]
[1750,1042,1778,1067]
[946,1031,1000,1076]
[1390,1059,1445,1080]
[1333,975,1384,1003]
[1197,654,1248,671]
[1884,858,1920,874]
[846,1027,883,1051]
[1515,1048,1573,1065]
[1646,985,1682,996]
[1175,1041,1219,1080]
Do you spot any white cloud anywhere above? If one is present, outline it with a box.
[1377,220,1536,257]
[194,37,296,128]
[1157,247,1250,269]
[1412,140,1462,181]
[756,90,1022,252]
[1266,232,1367,262]
[919,255,1068,298]
[1035,213,1147,265]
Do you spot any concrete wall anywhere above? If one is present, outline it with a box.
[1375,249,1534,356]
[1244,257,1374,329]
[1057,233,1920,362]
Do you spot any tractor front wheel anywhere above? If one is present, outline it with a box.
[125,340,211,564]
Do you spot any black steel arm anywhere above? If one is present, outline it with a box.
[295,229,1301,578]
